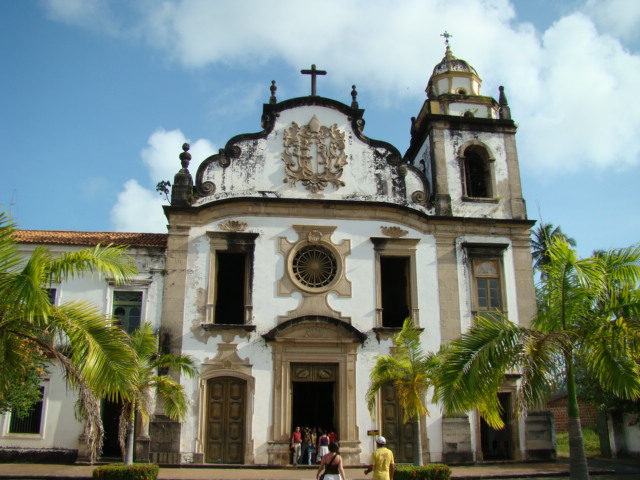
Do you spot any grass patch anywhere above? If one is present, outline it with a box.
[556,428,600,457]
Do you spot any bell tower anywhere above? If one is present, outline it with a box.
[405,33,527,220]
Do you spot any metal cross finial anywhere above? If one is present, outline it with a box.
[301,64,327,96]
[440,31,453,48]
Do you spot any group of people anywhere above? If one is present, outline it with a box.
[290,426,336,466]
[291,426,395,480]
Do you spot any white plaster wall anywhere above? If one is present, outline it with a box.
[0,367,82,450]
[621,414,640,454]
[178,215,445,462]
[443,130,511,219]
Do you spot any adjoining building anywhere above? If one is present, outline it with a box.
[1,44,555,465]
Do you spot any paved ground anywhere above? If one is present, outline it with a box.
[0,458,639,479]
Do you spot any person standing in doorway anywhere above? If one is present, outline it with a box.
[291,426,302,466]
[364,436,394,480]
[317,429,330,462]
[301,427,313,465]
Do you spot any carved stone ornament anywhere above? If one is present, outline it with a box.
[380,226,409,238]
[282,116,347,193]
[307,230,323,243]
[219,220,248,232]
[411,190,427,205]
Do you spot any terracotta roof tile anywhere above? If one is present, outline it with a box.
[13,230,168,248]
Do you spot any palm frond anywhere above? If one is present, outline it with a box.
[152,375,190,421]
[46,244,136,285]
[435,314,527,429]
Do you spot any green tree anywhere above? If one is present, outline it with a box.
[531,222,577,273]
[436,238,640,480]
[366,318,437,466]
[118,323,197,465]
[0,210,138,462]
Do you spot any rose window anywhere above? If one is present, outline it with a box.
[291,245,338,288]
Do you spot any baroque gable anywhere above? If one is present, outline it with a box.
[190,96,430,212]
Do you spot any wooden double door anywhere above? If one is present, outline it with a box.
[206,377,246,464]
[381,383,415,463]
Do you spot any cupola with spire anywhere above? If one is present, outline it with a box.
[419,32,500,121]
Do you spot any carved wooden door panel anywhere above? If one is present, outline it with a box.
[206,377,246,464]
[381,383,414,463]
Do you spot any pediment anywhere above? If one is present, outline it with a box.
[262,316,366,343]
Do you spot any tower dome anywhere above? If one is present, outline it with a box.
[427,42,482,98]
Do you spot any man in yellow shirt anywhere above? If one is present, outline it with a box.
[364,436,395,480]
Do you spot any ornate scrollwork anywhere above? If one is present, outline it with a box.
[218,156,231,168]
[381,226,409,238]
[397,165,408,177]
[219,220,248,232]
[201,181,216,195]
[411,190,427,205]
[226,145,241,158]
[282,116,347,193]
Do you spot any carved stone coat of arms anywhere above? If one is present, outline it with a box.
[282,115,347,193]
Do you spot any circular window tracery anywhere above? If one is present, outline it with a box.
[291,245,338,289]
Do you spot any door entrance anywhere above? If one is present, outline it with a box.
[206,377,246,464]
[101,400,122,458]
[381,383,415,463]
[292,381,335,432]
[290,364,337,434]
[480,392,513,460]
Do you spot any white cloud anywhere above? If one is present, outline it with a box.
[110,179,166,232]
[45,0,640,174]
[141,128,216,184]
[583,0,640,44]
[111,129,217,232]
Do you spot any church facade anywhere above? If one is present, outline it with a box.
[1,45,554,465]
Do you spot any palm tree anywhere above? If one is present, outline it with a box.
[0,210,138,462]
[531,222,576,272]
[436,238,640,480]
[366,318,437,466]
[118,323,197,465]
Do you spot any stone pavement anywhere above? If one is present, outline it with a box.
[0,458,638,480]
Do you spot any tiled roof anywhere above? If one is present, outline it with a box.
[13,230,168,248]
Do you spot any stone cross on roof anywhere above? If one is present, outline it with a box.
[301,64,327,96]
[440,31,453,48]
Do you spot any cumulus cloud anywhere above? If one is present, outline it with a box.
[44,0,640,174]
[111,128,216,232]
[110,179,167,232]
[584,0,640,44]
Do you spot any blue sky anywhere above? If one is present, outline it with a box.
[2,0,639,257]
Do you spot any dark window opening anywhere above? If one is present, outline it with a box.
[9,387,44,434]
[215,252,246,325]
[463,150,490,198]
[113,291,143,333]
[45,288,57,305]
[380,256,410,328]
